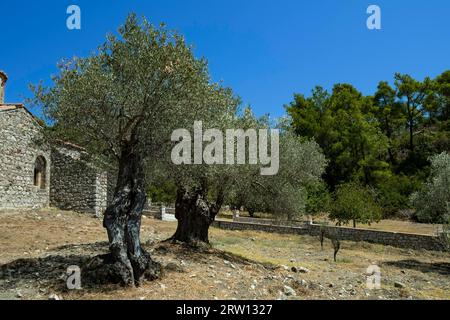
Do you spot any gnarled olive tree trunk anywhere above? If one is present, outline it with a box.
[84,139,160,286]
[170,187,223,244]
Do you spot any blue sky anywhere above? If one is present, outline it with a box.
[1,0,449,119]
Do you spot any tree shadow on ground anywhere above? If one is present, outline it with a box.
[0,254,90,291]
[0,240,273,296]
[382,259,450,276]
[53,241,109,252]
[0,241,120,293]
[0,241,205,294]
[151,241,275,270]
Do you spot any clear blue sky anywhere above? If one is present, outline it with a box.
[1,0,450,119]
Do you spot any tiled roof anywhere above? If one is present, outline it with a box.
[0,103,44,128]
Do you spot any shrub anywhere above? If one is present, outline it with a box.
[410,152,450,223]
[305,181,331,216]
[148,181,177,205]
[376,174,422,218]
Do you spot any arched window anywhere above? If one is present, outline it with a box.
[33,156,46,189]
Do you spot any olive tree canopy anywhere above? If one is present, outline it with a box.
[31,14,230,286]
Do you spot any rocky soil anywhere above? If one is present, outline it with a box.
[0,209,449,300]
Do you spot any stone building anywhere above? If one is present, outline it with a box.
[50,142,115,215]
[0,71,114,214]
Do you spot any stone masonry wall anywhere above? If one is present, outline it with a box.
[50,145,114,215]
[212,220,445,251]
[0,108,50,209]
[234,216,304,226]
[305,223,443,251]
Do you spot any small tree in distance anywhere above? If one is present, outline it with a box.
[330,182,382,228]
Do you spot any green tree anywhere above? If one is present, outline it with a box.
[31,14,223,285]
[304,181,331,216]
[147,181,177,205]
[230,130,327,222]
[286,72,450,218]
[376,174,422,218]
[287,84,389,188]
[426,71,450,123]
[411,152,450,223]
[423,71,450,154]
[373,81,404,165]
[166,88,240,244]
[330,182,382,228]
[394,73,432,152]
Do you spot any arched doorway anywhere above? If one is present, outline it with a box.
[34,156,47,189]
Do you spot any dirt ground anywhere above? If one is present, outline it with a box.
[0,209,449,300]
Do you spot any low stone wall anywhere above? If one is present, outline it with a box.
[212,220,445,251]
[233,216,305,227]
[145,205,176,221]
[213,220,310,236]
[306,224,443,251]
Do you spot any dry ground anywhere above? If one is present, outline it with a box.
[0,208,449,300]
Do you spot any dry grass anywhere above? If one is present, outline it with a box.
[349,220,442,235]
[0,208,449,300]
[311,212,442,235]
[209,227,450,299]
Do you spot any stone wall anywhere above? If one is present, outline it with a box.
[0,105,115,214]
[50,144,114,215]
[212,219,445,251]
[145,205,176,221]
[305,223,443,251]
[0,107,50,209]
[233,216,304,226]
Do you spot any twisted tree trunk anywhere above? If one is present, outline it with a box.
[170,187,223,244]
[84,139,161,286]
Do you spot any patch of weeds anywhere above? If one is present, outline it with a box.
[337,257,352,263]
[211,236,244,246]
[291,281,311,296]
[219,247,281,266]
[398,288,411,299]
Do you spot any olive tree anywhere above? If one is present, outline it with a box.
[31,14,222,286]
[166,89,241,244]
[329,182,382,228]
[231,128,327,222]
[411,152,450,224]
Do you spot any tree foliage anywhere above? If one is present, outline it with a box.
[230,129,327,221]
[411,152,450,224]
[30,14,235,285]
[32,14,217,164]
[329,182,382,227]
[287,71,450,219]
[286,84,389,188]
